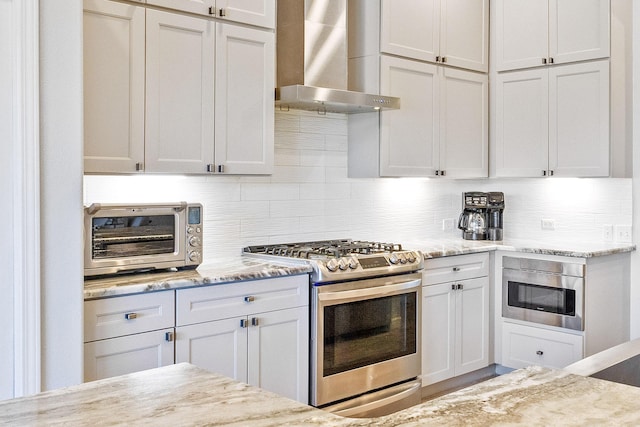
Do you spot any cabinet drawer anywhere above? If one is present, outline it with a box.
[84,291,175,342]
[502,321,583,370]
[422,253,489,285]
[176,275,309,326]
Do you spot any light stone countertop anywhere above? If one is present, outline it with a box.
[2,363,640,426]
[83,239,635,299]
[83,257,312,300]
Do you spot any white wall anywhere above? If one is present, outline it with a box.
[39,0,84,391]
[85,110,632,261]
[0,0,15,400]
[632,1,640,339]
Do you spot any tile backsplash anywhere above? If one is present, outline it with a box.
[84,110,632,260]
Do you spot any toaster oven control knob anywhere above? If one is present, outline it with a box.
[189,251,200,262]
[187,226,194,234]
[326,258,339,272]
[338,258,349,271]
[348,258,358,269]
[189,236,201,247]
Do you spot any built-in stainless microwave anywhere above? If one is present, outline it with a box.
[84,202,203,277]
[502,256,584,331]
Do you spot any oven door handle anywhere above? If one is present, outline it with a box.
[318,278,421,303]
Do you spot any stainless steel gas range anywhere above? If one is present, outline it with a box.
[243,239,423,418]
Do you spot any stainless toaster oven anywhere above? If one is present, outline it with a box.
[84,202,203,277]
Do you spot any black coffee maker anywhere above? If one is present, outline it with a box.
[458,192,505,241]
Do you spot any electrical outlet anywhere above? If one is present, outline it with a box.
[602,224,613,242]
[442,218,454,231]
[615,225,632,243]
[541,218,556,230]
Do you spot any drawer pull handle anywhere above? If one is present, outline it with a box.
[244,296,255,303]
[536,350,544,356]
[452,267,460,272]
[124,313,138,320]
[165,332,174,342]
[251,317,259,326]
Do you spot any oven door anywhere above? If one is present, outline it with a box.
[502,268,584,331]
[311,272,421,407]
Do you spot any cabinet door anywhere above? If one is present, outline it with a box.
[380,0,439,63]
[247,307,309,403]
[83,0,145,173]
[440,0,488,72]
[421,283,455,386]
[379,56,439,177]
[548,60,610,177]
[175,317,249,383]
[502,321,583,369]
[146,0,214,17]
[217,0,275,28]
[214,24,274,175]
[84,329,175,382]
[455,277,489,376]
[494,0,548,71]
[145,9,215,173]
[439,68,488,178]
[549,0,610,65]
[493,68,549,177]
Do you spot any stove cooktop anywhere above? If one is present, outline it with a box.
[243,239,423,284]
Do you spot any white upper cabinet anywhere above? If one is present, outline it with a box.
[147,0,275,28]
[494,0,610,71]
[214,24,274,175]
[493,60,609,177]
[380,0,488,72]
[83,0,145,173]
[145,9,215,173]
[349,56,487,178]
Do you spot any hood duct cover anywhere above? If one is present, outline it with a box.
[275,0,399,114]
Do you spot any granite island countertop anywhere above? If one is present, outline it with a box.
[2,363,640,426]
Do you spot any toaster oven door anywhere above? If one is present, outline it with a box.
[84,204,188,276]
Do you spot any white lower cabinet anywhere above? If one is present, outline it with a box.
[174,275,309,403]
[501,322,583,369]
[421,254,490,386]
[83,291,176,382]
[84,329,175,382]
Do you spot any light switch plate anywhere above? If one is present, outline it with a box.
[442,218,454,231]
[541,218,556,230]
[602,224,613,242]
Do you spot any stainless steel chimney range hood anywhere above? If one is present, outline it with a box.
[275,0,399,114]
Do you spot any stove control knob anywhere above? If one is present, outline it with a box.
[338,258,349,271]
[348,258,358,269]
[398,253,407,264]
[407,252,417,263]
[326,258,340,272]
[389,253,399,264]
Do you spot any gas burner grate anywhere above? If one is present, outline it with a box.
[243,239,404,259]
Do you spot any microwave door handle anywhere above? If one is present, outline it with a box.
[318,278,421,303]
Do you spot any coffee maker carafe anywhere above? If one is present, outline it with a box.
[458,192,505,241]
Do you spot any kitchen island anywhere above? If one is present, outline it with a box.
[1,363,639,426]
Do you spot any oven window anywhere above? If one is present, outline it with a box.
[91,215,176,259]
[507,281,576,316]
[323,292,416,377]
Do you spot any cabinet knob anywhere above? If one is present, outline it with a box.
[165,331,174,342]
[124,313,138,320]
[240,319,248,328]
[251,317,259,326]
[549,170,554,176]
[135,162,143,171]
[542,58,547,65]
[440,170,446,176]
[436,56,440,62]
[536,350,544,356]
[219,8,226,17]
[542,170,547,177]
[457,284,463,290]
[207,164,214,173]
[451,284,456,290]
[208,6,215,15]
[244,296,255,303]
[549,57,554,64]
[452,267,461,272]
[441,56,447,63]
